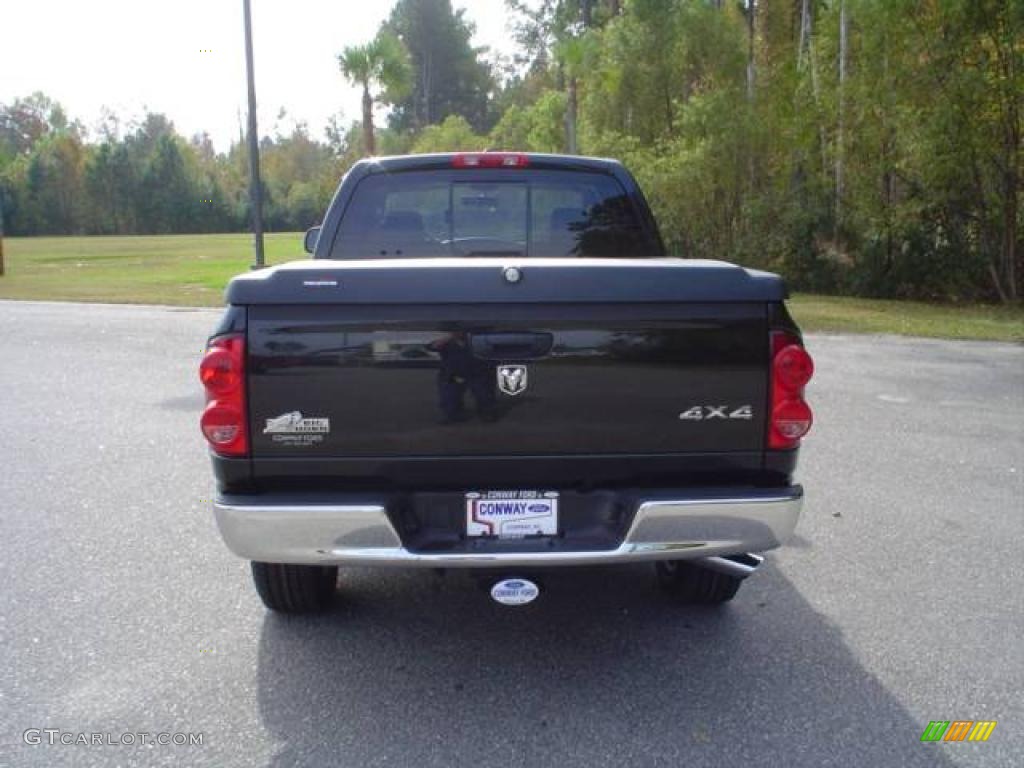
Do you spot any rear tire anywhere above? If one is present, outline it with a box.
[655,560,743,604]
[251,562,338,613]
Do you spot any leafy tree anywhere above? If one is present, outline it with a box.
[260,125,340,229]
[338,31,412,156]
[384,0,496,132]
[20,133,87,234]
[411,115,486,152]
[84,143,122,234]
[525,90,569,153]
[0,92,70,157]
[486,90,570,154]
[507,0,617,151]
[489,105,533,150]
[139,135,193,233]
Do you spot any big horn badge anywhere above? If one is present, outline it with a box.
[497,365,528,396]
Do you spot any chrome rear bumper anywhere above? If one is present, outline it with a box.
[213,487,802,568]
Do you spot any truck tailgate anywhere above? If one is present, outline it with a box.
[238,259,778,460]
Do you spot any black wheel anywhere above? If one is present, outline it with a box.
[655,560,743,604]
[251,562,338,613]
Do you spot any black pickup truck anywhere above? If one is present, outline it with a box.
[200,152,814,613]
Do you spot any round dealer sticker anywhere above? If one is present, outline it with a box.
[490,579,540,606]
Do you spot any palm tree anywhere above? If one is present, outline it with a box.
[338,32,411,156]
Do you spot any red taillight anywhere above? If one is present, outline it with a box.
[774,344,814,391]
[769,332,814,449]
[199,346,240,395]
[452,152,529,169]
[199,334,248,456]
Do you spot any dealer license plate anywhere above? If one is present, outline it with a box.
[466,491,559,539]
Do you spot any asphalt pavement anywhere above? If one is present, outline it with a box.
[0,300,1021,768]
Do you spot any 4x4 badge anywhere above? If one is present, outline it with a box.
[497,365,528,396]
[678,405,753,421]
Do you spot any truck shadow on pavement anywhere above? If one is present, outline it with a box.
[256,563,955,768]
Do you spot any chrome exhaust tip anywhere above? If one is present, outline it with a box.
[696,553,764,580]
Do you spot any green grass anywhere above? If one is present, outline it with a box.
[1,234,1021,342]
[788,294,1024,342]
[0,233,304,306]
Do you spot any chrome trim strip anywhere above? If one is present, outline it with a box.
[214,488,802,568]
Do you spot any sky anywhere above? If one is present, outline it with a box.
[0,0,517,150]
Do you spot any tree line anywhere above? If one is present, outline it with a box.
[0,95,342,236]
[1,0,1020,302]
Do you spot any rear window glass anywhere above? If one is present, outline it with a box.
[330,170,653,258]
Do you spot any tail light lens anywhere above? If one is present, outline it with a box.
[769,332,814,449]
[199,346,240,395]
[199,334,248,456]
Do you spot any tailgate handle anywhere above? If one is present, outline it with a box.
[470,332,553,360]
